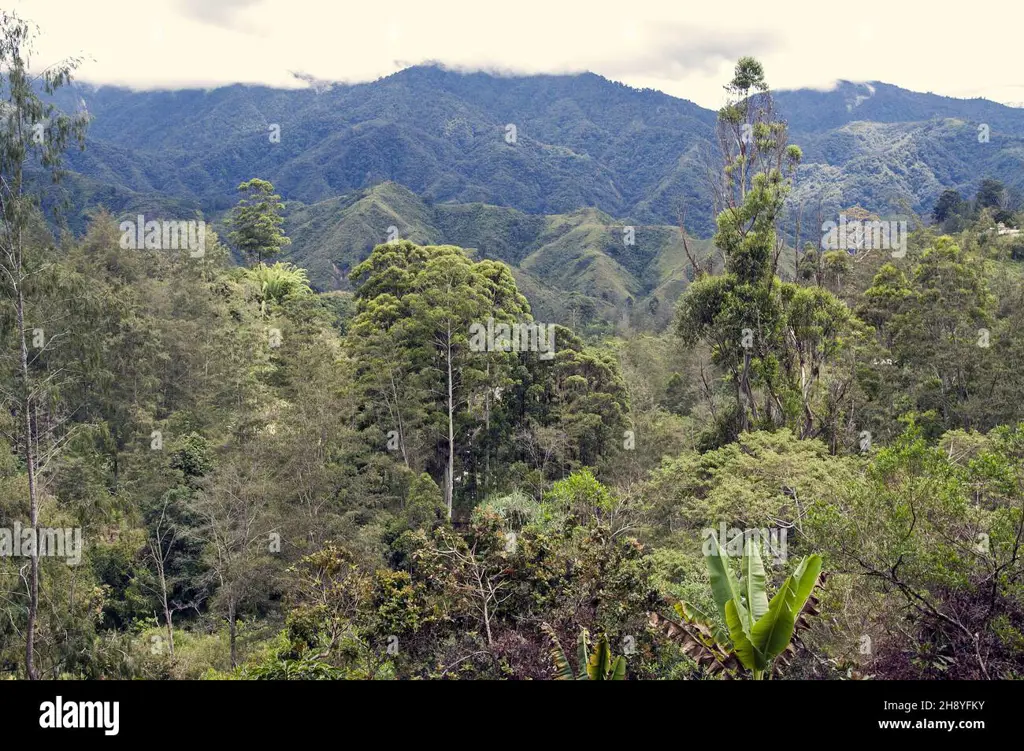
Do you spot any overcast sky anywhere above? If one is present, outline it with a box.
[15,0,1024,109]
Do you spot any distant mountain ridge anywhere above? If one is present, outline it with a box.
[54,66,1024,231]
[42,66,1024,325]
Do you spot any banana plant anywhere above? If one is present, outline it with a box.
[651,536,824,679]
[541,623,627,680]
[648,600,742,677]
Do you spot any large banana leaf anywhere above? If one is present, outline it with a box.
[741,537,769,625]
[726,598,765,671]
[750,575,798,663]
[774,556,824,671]
[541,623,576,680]
[787,569,827,651]
[705,534,747,626]
[749,555,824,666]
[609,655,627,681]
[576,629,591,680]
[587,635,612,680]
[791,554,823,612]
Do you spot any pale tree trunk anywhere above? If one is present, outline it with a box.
[739,134,747,204]
[445,321,455,520]
[148,502,177,657]
[17,283,40,680]
[794,203,803,279]
[740,352,759,429]
[155,545,175,657]
[164,608,175,658]
[228,596,238,668]
[479,578,493,647]
[484,363,490,490]
[388,370,410,469]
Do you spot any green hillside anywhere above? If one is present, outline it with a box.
[281,182,715,329]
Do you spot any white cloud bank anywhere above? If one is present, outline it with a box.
[14,0,1024,109]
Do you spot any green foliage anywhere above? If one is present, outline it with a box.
[804,422,1024,678]
[472,490,539,531]
[243,261,312,308]
[677,59,860,446]
[542,624,627,680]
[347,240,628,514]
[654,537,823,680]
[644,429,860,543]
[854,235,1007,436]
[542,469,616,524]
[229,178,291,266]
[404,473,446,530]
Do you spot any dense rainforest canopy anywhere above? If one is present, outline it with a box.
[2,14,1023,683]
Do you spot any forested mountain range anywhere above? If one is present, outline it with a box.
[47,67,1024,303]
